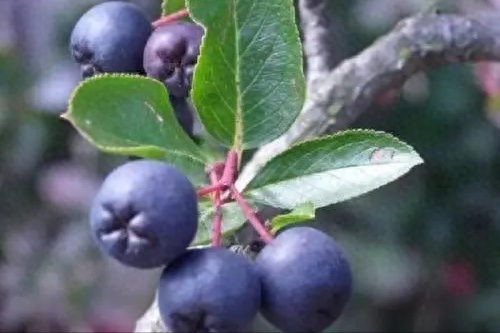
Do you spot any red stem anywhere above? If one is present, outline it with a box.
[197,149,239,197]
[220,150,238,185]
[199,149,263,245]
[209,161,226,180]
[209,170,223,247]
[152,8,190,28]
[230,185,274,244]
[197,183,226,197]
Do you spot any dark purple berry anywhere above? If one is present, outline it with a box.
[255,227,353,333]
[158,247,261,332]
[143,22,204,98]
[70,1,152,78]
[169,95,195,139]
[90,160,198,269]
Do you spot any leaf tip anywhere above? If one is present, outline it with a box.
[59,110,75,125]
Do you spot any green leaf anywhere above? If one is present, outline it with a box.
[187,0,305,150]
[193,200,247,245]
[270,202,315,233]
[161,0,188,17]
[244,130,424,209]
[62,74,209,187]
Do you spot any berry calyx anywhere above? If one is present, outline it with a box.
[143,21,204,98]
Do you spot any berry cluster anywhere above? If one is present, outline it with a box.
[90,160,352,332]
[69,2,353,332]
[70,1,201,137]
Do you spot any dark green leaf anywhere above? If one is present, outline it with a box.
[270,202,315,233]
[187,0,305,149]
[244,130,424,209]
[193,200,247,245]
[63,74,209,186]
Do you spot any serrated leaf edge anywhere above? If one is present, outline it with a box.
[288,129,422,157]
[243,129,424,192]
[161,0,168,15]
[62,73,161,118]
[62,73,208,166]
[187,0,306,150]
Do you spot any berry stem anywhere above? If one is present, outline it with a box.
[209,161,226,181]
[152,8,190,28]
[209,169,223,247]
[197,149,239,197]
[230,185,274,244]
[200,150,268,244]
[197,183,226,197]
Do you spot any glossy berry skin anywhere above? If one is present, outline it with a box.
[158,247,261,332]
[143,22,204,98]
[90,160,198,269]
[70,1,152,78]
[255,227,353,333]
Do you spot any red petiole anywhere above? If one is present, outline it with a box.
[198,149,274,245]
[197,183,226,196]
[230,185,274,244]
[152,8,190,29]
[209,168,223,247]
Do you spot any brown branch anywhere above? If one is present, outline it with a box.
[325,10,500,132]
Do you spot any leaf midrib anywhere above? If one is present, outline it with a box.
[232,0,243,150]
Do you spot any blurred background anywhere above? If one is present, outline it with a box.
[1,0,500,332]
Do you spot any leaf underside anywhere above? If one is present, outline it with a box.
[270,201,315,233]
[244,130,424,209]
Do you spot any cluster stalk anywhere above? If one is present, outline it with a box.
[152,9,190,28]
[197,149,274,245]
